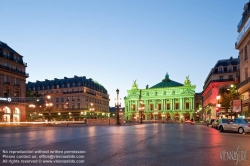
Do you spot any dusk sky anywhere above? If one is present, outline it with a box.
[1,0,246,107]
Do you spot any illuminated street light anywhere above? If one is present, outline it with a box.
[89,103,95,118]
[46,95,53,121]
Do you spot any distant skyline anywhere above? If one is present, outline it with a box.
[1,0,246,107]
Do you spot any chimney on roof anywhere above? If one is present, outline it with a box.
[45,79,49,81]
[54,78,57,80]
[74,75,78,78]
[36,80,40,82]
[64,77,68,79]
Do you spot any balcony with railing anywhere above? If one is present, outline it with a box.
[203,78,235,90]
[0,64,29,77]
[86,91,96,96]
[62,90,83,94]
[237,77,250,89]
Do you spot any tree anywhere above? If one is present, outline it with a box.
[218,85,240,108]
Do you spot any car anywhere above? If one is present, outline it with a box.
[212,119,219,129]
[207,118,215,127]
[219,118,250,134]
[217,118,231,130]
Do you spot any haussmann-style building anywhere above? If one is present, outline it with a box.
[202,57,239,120]
[0,41,29,122]
[26,76,109,121]
[124,73,196,122]
[235,1,250,118]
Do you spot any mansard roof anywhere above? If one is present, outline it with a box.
[214,57,239,67]
[0,41,19,55]
[26,75,108,94]
[150,73,183,89]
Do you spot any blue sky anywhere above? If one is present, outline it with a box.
[1,0,246,107]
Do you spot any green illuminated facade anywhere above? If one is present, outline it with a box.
[124,73,196,122]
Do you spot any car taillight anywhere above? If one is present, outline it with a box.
[248,124,250,127]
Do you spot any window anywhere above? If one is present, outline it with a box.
[229,75,233,80]
[132,104,135,111]
[4,62,8,67]
[158,104,161,110]
[72,103,75,109]
[175,103,179,110]
[3,51,8,56]
[14,91,19,97]
[218,68,223,73]
[167,104,170,110]
[186,103,189,109]
[72,96,75,101]
[61,97,64,102]
[219,76,223,81]
[78,103,80,109]
[4,89,9,97]
[149,104,153,111]
[56,98,59,102]
[4,75,8,83]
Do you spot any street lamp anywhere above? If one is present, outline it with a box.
[89,103,95,118]
[46,95,53,121]
[139,100,144,124]
[115,89,121,125]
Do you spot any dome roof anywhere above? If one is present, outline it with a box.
[150,73,183,88]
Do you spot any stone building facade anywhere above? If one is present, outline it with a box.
[124,73,196,122]
[236,1,250,118]
[202,57,239,120]
[26,76,109,121]
[0,41,29,122]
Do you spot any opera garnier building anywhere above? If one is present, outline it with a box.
[26,76,109,121]
[124,73,196,122]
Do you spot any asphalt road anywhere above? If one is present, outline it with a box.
[0,124,249,166]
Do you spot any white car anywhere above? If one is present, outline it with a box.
[219,118,250,134]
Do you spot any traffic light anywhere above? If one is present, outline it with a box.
[216,107,220,112]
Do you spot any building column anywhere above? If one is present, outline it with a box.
[180,98,183,110]
[171,99,174,110]
[146,100,148,112]
[163,99,166,111]
[191,97,194,110]
[162,99,164,111]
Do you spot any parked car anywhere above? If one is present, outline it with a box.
[207,118,215,127]
[219,118,250,134]
[217,118,231,130]
[212,119,219,129]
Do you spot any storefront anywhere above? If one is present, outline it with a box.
[0,97,26,122]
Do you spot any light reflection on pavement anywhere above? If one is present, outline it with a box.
[0,124,249,166]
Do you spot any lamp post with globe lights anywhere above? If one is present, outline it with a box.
[115,89,122,126]
[46,95,53,122]
[89,103,95,118]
